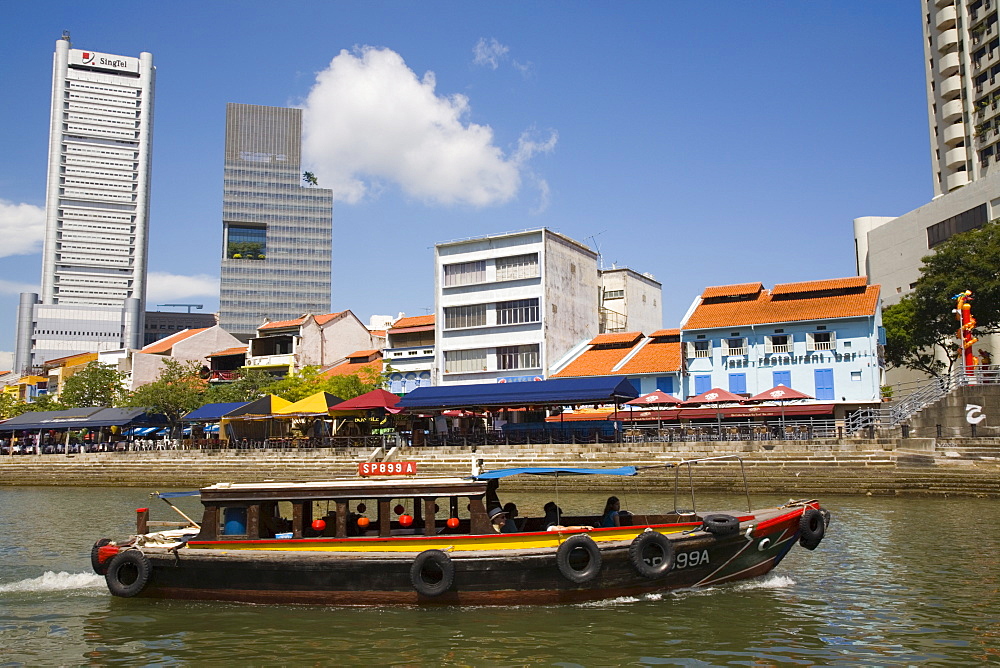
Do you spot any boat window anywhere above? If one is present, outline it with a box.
[221,507,247,536]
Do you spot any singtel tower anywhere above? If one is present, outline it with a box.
[218,104,332,336]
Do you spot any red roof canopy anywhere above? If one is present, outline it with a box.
[328,389,402,412]
[746,385,814,402]
[626,390,682,406]
[683,387,745,405]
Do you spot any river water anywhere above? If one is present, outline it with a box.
[1,486,998,666]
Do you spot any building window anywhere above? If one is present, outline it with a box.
[603,290,624,300]
[495,253,539,281]
[225,224,266,259]
[496,344,540,370]
[765,335,791,354]
[723,337,747,356]
[729,373,747,395]
[655,376,674,393]
[443,260,486,287]
[807,331,837,351]
[496,298,540,325]
[444,304,487,329]
[851,371,862,381]
[815,368,835,400]
[926,204,988,248]
[688,340,712,358]
[444,348,488,373]
[694,375,712,395]
[773,370,791,387]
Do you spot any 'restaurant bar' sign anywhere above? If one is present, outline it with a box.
[358,461,418,476]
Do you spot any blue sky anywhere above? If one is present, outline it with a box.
[0,2,930,353]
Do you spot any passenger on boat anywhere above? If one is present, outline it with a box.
[542,501,563,529]
[488,507,509,533]
[501,502,520,533]
[599,496,621,528]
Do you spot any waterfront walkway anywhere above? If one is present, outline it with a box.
[2,436,998,496]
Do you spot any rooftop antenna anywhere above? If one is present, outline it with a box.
[585,230,607,270]
[61,30,71,44]
[157,303,204,313]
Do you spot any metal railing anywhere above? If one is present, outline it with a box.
[869,364,1000,430]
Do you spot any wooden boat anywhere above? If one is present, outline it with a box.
[91,456,830,605]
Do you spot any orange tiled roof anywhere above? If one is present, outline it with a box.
[140,328,210,354]
[587,331,643,346]
[369,330,386,338]
[617,337,683,374]
[649,328,680,338]
[347,349,379,360]
[553,334,644,378]
[701,283,763,299]
[260,312,343,330]
[771,276,868,296]
[390,314,435,330]
[320,353,383,379]
[207,346,248,358]
[314,312,344,326]
[684,280,880,330]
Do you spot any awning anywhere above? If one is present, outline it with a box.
[626,390,682,406]
[475,466,638,480]
[272,391,344,416]
[397,377,638,410]
[328,389,402,412]
[182,401,252,421]
[547,403,838,422]
[225,395,292,416]
[746,385,814,402]
[0,407,166,431]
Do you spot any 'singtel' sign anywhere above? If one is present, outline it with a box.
[69,49,139,74]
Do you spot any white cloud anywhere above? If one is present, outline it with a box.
[473,38,509,70]
[301,46,556,207]
[145,272,219,302]
[0,278,39,295]
[0,199,45,257]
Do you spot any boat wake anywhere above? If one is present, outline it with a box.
[0,571,105,593]
[578,574,797,607]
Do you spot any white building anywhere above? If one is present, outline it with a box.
[384,315,436,393]
[15,36,154,372]
[598,266,663,334]
[434,229,599,385]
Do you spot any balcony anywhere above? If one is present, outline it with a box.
[947,169,970,190]
[724,347,747,357]
[946,145,968,167]
[943,121,967,145]
[939,51,961,76]
[769,344,791,354]
[245,353,296,369]
[938,28,959,52]
[942,98,965,120]
[209,370,240,382]
[936,5,957,29]
[811,341,836,351]
[940,74,963,98]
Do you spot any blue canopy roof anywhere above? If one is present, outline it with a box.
[0,407,166,431]
[182,402,252,422]
[475,466,638,479]
[396,377,638,410]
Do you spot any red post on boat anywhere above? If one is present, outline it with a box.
[955,290,979,378]
[136,507,149,534]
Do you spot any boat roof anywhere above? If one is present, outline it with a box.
[474,466,638,479]
[199,477,488,502]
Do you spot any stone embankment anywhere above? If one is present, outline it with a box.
[1,438,998,497]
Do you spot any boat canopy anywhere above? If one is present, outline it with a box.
[396,377,639,410]
[154,491,201,499]
[475,466,638,479]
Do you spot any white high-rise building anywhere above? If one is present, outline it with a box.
[922,0,1000,196]
[14,36,154,372]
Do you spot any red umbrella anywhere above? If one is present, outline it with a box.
[682,387,744,430]
[328,389,402,413]
[626,390,682,406]
[746,385,813,432]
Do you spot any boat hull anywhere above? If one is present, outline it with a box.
[117,506,810,606]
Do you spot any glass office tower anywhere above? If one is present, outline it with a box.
[218,104,333,336]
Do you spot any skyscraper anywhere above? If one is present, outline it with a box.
[218,104,333,336]
[922,0,997,195]
[14,36,154,372]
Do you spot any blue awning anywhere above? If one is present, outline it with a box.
[396,377,638,410]
[0,407,167,431]
[475,466,638,480]
[182,402,252,421]
[154,491,201,498]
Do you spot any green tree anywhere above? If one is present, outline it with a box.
[58,361,127,407]
[263,365,329,402]
[121,359,206,434]
[883,220,1000,375]
[20,394,66,412]
[302,171,318,186]
[0,393,28,419]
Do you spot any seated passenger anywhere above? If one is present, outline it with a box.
[600,496,622,528]
[502,502,520,533]
[488,507,509,533]
[542,501,563,529]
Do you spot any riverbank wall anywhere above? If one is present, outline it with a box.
[2,436,998,496]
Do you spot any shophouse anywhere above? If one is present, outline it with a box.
[550,329,683,395]
[435,229,600,385]
[383,315,435,393]
[244,311,379,378]
[680,277,883,405]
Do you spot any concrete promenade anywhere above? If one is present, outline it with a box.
[1,437,998,496]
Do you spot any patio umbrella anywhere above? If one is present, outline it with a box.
[746,385,814,432]
[626,390,682,430]
[682,387,745,430]
[328,389,403,413]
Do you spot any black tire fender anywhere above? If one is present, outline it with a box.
[799,508,825,550]
[90,538,112,575]
[409,549,455,597]
[702,514,740,537]
[628,531,674,579]
[105,550,152,598]
[556,534,603,584]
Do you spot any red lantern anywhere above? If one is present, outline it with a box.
[311,519,326,531]
[393,504,405,515]
[446,517,460,529]
[399,514,413,527]
[357,516,370,528]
